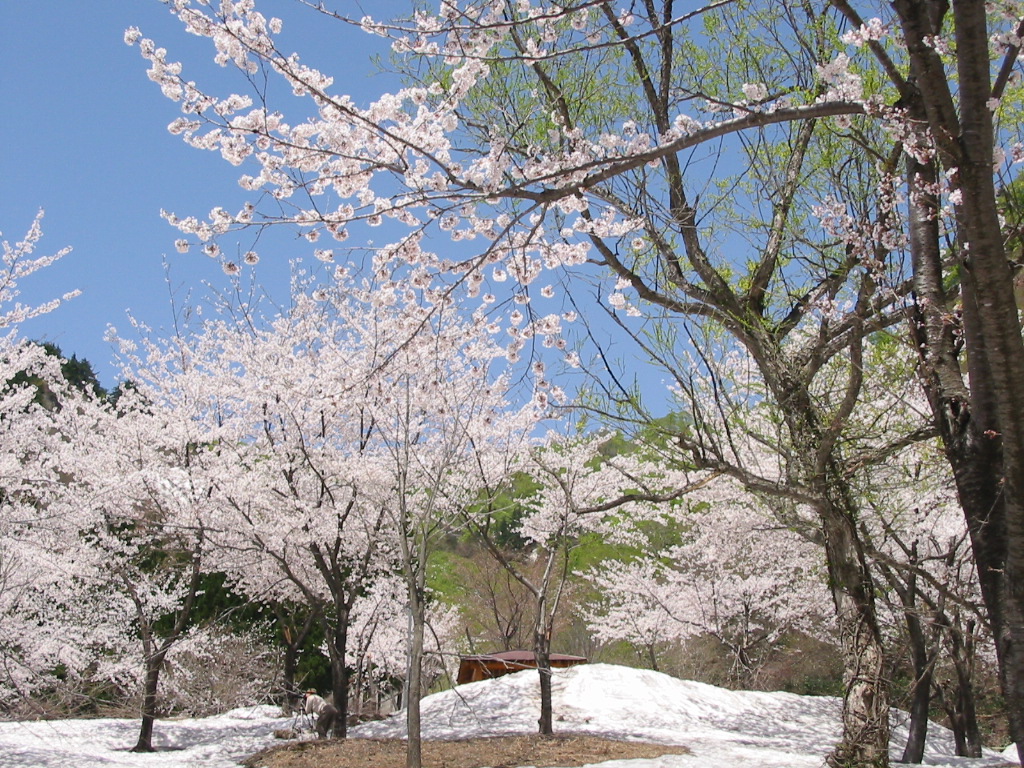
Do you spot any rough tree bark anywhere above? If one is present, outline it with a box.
[132,649,169,753]
[886,1,1024,756]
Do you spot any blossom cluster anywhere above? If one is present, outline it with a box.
[123,0,884,372]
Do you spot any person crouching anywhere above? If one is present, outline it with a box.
[303,689,338,738]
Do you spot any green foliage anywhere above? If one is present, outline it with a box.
[58,350,104,397]
[460,471,541,552]
[176,572,270,635]
[568,530,633,573]
[293,623,332,694]
[783,670,845,697]
[427,548,472,605]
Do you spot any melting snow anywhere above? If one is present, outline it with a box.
[0,664,1019,767]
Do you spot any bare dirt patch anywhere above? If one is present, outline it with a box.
[242,734,691,768]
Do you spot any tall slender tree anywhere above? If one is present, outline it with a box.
[466,432,694,734]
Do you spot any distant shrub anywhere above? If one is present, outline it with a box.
[160,627,279,717]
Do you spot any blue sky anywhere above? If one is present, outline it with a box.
[1,1,659,417]
[1,1,399,388]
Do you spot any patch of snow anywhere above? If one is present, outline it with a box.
[0,666,1018,767]
[351,664,1016,768]
[0,705,287,767]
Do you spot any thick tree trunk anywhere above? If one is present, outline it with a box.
[769,375,891,767]
[904,151,991,762]
[132,651,167,753]
[323,608,351,738]
[902,675,931,764]
[955,102,1024,768]
[898,2,1024,759]
[955,175,1024,768]
[917,233,1016,757]
[281,645,299,713]
[820,503,890,768]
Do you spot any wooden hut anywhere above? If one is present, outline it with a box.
[456,650,587,685]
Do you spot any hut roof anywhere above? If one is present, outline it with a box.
[460,650,587,664]
[456,650,588,685]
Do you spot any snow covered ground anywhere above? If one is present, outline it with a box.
[0,663,1019,768]
[0,705,283,768]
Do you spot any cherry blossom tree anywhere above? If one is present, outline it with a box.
[1,218,220,745]
[106,280,477,738]
[0,347,77,704]
[108,273,532,758]
[354,306,538,768]
[124,2,1024,763]
[58,375,220,752]
[0,213,78,334]
[463,431,706,734]
[588,486,833,688]
[180,296,398,738]
[0,214,86,705]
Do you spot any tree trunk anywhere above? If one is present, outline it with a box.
[936,666,981,759]
[326,608,351,738]
[948,620,983,758]
[281,643,299,713]
[820,503,891,768]
[123,539,202,755]
[880,544,932,765]
[954,74,1024,768]
[957,673,983,758]
[959,671,983,758]
[535,629,554,736]
[646,643,659,672]
[274,603,318,713]
[131,650,167,753]
[770,376,891,768]
[904,149,993,763]
[898,2,1024,759]
[937,678,969,758]
[900,614,932,764]
[310,537,374,740]
[405,593,425,768]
